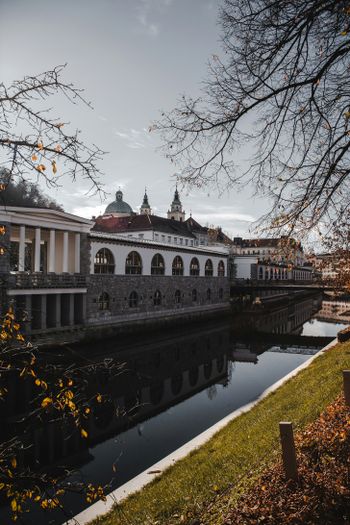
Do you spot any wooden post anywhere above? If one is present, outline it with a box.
[343,370,350,406]
[279,421,298,481]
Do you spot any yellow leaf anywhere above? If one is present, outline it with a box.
[84,407,91,414]
[31,154,38,162]
[41,397,52,408]
[36,164,46,172]
[52,161,57,174]
[68,378,73,386]
[341,30,348,36]
[11,457,17,468]
[35,379,41,386]
[11,499,17,512]
[81,428,88,438]
[96,393,102,403]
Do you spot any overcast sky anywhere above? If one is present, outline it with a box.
[0,0,270,238]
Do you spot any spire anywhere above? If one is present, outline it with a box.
[167,184,185,222]
[172,183,181,205]
[140,188,152,215]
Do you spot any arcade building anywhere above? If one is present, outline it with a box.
[0,188,230,340]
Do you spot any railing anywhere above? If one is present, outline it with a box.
[14,273,87,289]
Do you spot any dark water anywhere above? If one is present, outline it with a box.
[1,294,348,524]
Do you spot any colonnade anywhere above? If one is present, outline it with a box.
[14,292,86,332]
[17,225,81,273]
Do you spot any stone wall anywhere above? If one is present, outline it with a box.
[87,275,229,323]
[80,232,90,275]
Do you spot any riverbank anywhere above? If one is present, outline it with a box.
[83,339,350,525]
[222,394,350,524]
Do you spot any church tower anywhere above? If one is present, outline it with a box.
[140,188,152,215]
[167,185,185,222]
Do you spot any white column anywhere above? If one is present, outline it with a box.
[62,232,69,273]
[34,228,41,272]
[49,230,56,273]
[18,225,25,271]
[74,233,80,273]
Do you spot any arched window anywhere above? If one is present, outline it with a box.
[172,256,184,276]
[175,289,181,304]
[98,292,110,310]
[206,288,211,301]
[94,248,115,274]
[190,257,200,276]
[219,288,224,300]
[218,260,225,277]
[151,253,165,275]
[125,251,142,274]
[205,259,213,276]
[153,290,162,306]
[192,289,197,302]
[129,291,138,308]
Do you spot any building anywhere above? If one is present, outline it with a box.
[0,189,230,340]
[231,237,313,282]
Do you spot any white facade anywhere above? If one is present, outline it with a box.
[90,233,228,277]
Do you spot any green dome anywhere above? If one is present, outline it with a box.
[104,190,133,215]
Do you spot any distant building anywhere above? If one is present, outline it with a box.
[231,237,313,282]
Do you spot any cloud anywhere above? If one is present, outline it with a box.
[135,0,173,37]
[113,127,151,149]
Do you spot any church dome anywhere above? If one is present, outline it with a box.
[104,190,133,216]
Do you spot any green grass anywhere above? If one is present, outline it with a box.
[91,341,350,525]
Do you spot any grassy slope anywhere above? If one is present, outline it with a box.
[91,341,350,525]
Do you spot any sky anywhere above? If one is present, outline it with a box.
[0,0,269,238]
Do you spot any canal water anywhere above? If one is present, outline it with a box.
[1,294,349,524]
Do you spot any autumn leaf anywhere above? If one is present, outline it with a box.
[81,428,88,438]
[41,397,52,408]
[31,154,38,161]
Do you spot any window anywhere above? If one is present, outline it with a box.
[219,288,224,299]
[218,260,225,277]
[98,292,110,310]
[205,259,213,276]
[153,290,162,306]
[168,236,171,243]
[190,257,200,276]
[172,256,184,275]
[206,288,211,301]
[155,233,159,240]
[138,233,144,239]
[179,238,183,245]
[185,239,188,246]
[175,289,181,304]
[125,251,142,274]
[151,253,165,275]
[129,291,138,308]
[174,237,178,244]
[192,289,197,302]
[161,235,165,242]
[94,248,115,274]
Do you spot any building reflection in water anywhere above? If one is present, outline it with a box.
[0,292,330,522]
